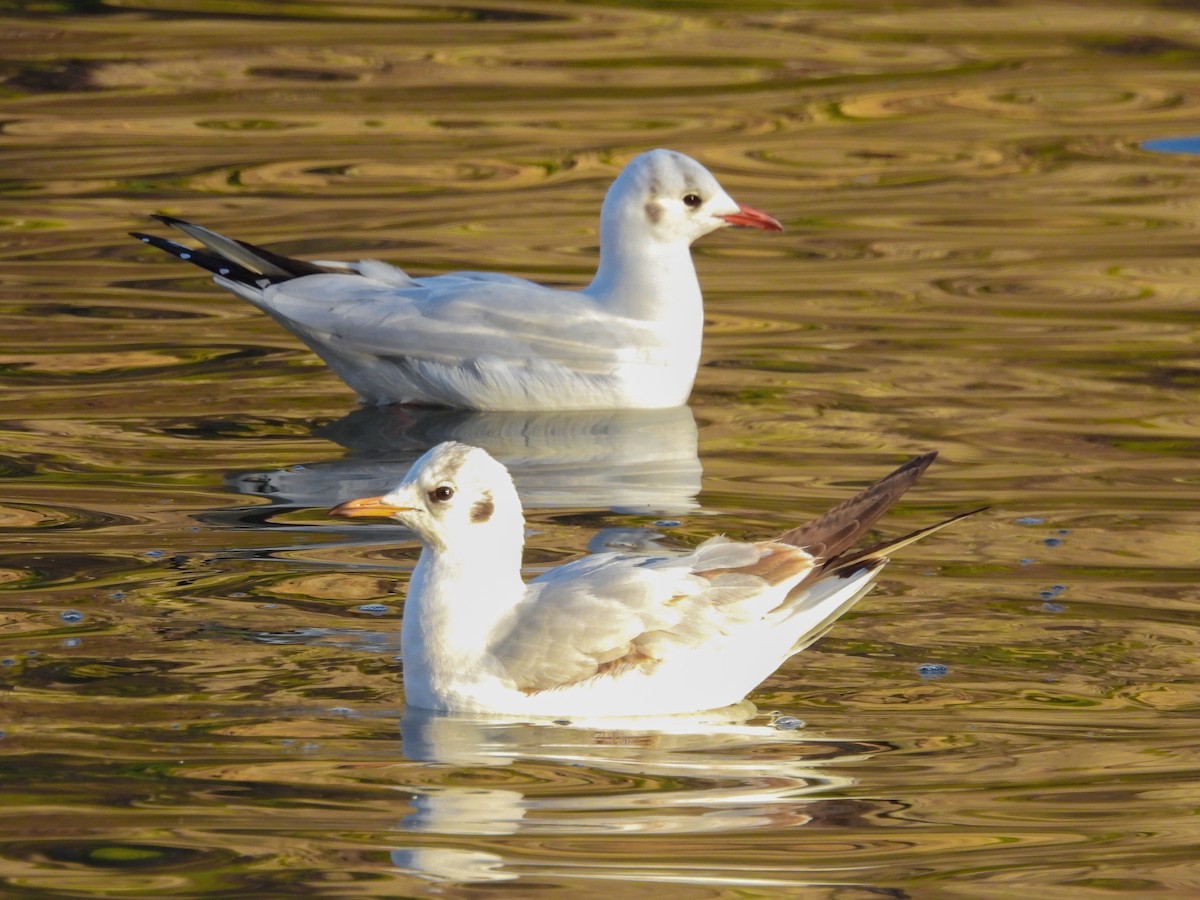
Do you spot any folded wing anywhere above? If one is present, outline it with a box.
[493,537,819,693]
[490,451,983,695]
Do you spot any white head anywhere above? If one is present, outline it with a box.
[600,149,782,246]
[329,442,524,554]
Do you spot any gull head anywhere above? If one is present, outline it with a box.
[329,442,523,552]
[602,149,782,246]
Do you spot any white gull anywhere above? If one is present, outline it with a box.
[330,442,981,716]
[131,149,781,410]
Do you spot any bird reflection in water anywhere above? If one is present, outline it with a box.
[389,705,896,886]
[226,404,702,516]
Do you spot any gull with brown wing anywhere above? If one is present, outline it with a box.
[331,443,980,716]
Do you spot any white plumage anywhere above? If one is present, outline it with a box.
[330,442,980,716]
[132,149,782,410]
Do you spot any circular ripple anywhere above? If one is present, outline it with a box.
[0,503,136,532]
[16,839,227,871]
[749,140,1019,187]
[838,83,1193,123]
[934,274,1148,306]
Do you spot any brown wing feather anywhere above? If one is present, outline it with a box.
[694,541,815,589]
[776,451,938,560]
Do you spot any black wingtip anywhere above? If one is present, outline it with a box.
[129,229,266,285]
[150,213,189,228]
[143,214,333,279]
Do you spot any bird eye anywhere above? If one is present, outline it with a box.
[428,484,454,503]
[683,193,702,209]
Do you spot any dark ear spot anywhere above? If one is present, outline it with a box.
[643,201,662,224]
[470,493,494,524]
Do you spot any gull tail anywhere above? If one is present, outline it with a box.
[130,215,335,289]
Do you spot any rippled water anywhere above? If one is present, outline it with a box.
[4,0,1200,895]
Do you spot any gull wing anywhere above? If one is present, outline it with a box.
[492,537,818,693]
[133,216,651,371]
[242,274,659,372]
[490,452,981,694]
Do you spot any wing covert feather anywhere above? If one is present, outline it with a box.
[256,275,662,370]
[492,540,816,693]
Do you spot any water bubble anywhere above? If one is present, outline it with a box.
[356,603,391,616]
[1015,517,1044,525]
[773,715,805,731]
[653,519,681,527]
[1043,537,1063,548]
[25,650,38,658]
[144,550,165,558]
[1,659,15,667]
[1019,558,1035,566]
[288,465,307,472]
[109,591,126,601]
[257,603,279,610]
[230,592,248,599]
[1057,529,1070,535]
[1042,602,1065,613]
[60,610,84,624]
[917,663,948,679]
[329,706,353,716]
[62,637,81,648]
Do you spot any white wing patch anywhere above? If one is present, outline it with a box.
[492,537,818,693]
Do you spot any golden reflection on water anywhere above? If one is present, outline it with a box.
[3,0,1200,895]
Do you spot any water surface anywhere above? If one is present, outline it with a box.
[3,0,1200,895]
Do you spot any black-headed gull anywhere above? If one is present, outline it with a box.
[330,442,981,716]
[131,149,782,411]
